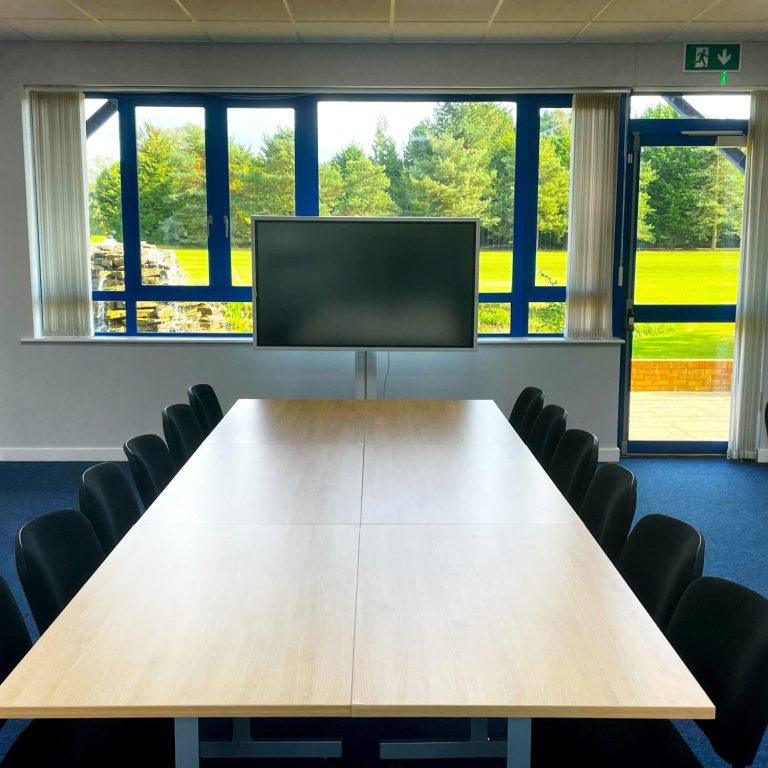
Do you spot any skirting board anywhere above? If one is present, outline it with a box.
[0,447,126,462]
[0,445,623,463]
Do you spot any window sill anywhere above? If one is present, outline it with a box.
[21,336,625,346]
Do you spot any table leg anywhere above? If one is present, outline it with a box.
[175,717,200,768]
[506,718,531,768]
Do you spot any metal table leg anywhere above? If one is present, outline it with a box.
[175,717,200,768]
[506,718,531,768]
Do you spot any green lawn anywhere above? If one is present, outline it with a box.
[100,241,739,358]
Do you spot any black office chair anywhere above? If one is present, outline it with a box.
[188,383,224,436]
[79,462,141,555]
[548,429,598,510]
[533,576,768,768]
[508,387,544,442]
[0,576,174,767]
[162,403,204,469]
[123,434,176,508]
[578,464,637,564]
[15,509,105,634]
[618,513,705,631]
[526,405,567,471]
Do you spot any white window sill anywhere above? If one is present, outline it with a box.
[21,336,625,346]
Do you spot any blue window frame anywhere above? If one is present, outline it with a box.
[85,92,571,337]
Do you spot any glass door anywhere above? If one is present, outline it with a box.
[623,118,747,452]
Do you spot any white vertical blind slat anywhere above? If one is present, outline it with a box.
[728,92,768,460]
[565,93,620,340]
[32,91,92,337]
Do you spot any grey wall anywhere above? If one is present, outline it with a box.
[0,40,765,460]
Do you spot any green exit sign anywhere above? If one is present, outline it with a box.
[684,43,741,72]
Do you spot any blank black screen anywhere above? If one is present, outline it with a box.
[253,219,478,349]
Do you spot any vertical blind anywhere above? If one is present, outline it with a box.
[728,91,768,460]
[31,91,92,337]
[565,93,620,340]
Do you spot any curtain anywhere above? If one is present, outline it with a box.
[31,91,92,337]
[565,93,620,339]
[728,92,768,460]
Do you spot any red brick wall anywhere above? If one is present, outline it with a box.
[631,360,732,392]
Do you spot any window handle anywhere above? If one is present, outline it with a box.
[223,214,229,239]
[207,214,213,238]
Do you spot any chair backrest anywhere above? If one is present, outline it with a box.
[79,462,141,555]
[187,383,223,436]
[618,513,704,631]
[162,403,205,469]
[0,577,33,729]
[509,387,544,442]
[578,463,637,564]
[123,434,176,508]
[667,577,768,768]
[16,509,105,634]
[526,404,567,471]
[548,428,598,510]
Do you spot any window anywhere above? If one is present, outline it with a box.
[84,93,572,337]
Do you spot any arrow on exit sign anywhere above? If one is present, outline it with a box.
[684,43,741,72]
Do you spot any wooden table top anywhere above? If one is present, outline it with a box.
[0,399,714,721]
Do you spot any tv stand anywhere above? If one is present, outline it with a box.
[354,351,378,400]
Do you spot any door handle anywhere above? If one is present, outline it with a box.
[223,215,229,239]
[207,214,213,238]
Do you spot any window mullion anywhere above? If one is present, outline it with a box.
[118,99,140,335]
[205,102,230,291]
[295,96,319,216]
[511,98,540,336]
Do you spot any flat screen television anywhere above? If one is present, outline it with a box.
[251,216,479,350]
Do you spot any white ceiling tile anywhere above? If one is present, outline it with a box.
[485,20,584,41]
[179,0,290,22]
[576,21,686,42]
[665,20,766,40]
[698,0,768,22]
[495,0,607,22]
[286,0,390,22]
[296,20,390,40]
[74,0,187,20]
[596,0,715,22]
[393,20,486,40]
[199,20,297,40]
[7,17,115,38]
[0,20,26,37]
[395,0,498,22]
[101,19,206,40]
[0,0,88,19]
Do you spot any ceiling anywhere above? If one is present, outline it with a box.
[0,0,766,44]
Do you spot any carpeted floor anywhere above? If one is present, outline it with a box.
[0,457,765,766]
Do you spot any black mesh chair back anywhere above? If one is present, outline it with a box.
[188,383,224,436]
[123,434,176,508]
[162,403,205,469]
[618,513,704,631]
[578,463,637,564]
[508,387,544,442]
[16,509,105,634]
[667,577,768,768]
[548,428,598,510]
[526,404,567,471]
[79,462,141,555]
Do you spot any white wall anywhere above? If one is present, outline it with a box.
[0,40,766,460]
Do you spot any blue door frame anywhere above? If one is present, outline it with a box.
[619,117,747,455]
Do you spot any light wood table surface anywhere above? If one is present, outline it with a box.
[0,399,714,768]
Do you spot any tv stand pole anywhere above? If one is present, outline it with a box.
[354,351,378,400]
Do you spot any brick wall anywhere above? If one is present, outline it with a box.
[631,359,732,392]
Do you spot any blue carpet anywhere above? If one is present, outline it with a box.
[0,457,766,766]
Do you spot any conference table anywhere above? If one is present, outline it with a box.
[0,399,714,767]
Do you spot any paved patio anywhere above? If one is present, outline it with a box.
[628,391,731,442]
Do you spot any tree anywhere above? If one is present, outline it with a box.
[91,161,122,238]
[636,160,656,244]
[536,137,569,248]
[372,116,405,213]
[406,131,497,226]
[320,144,394,216]
[135,122,175,243]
